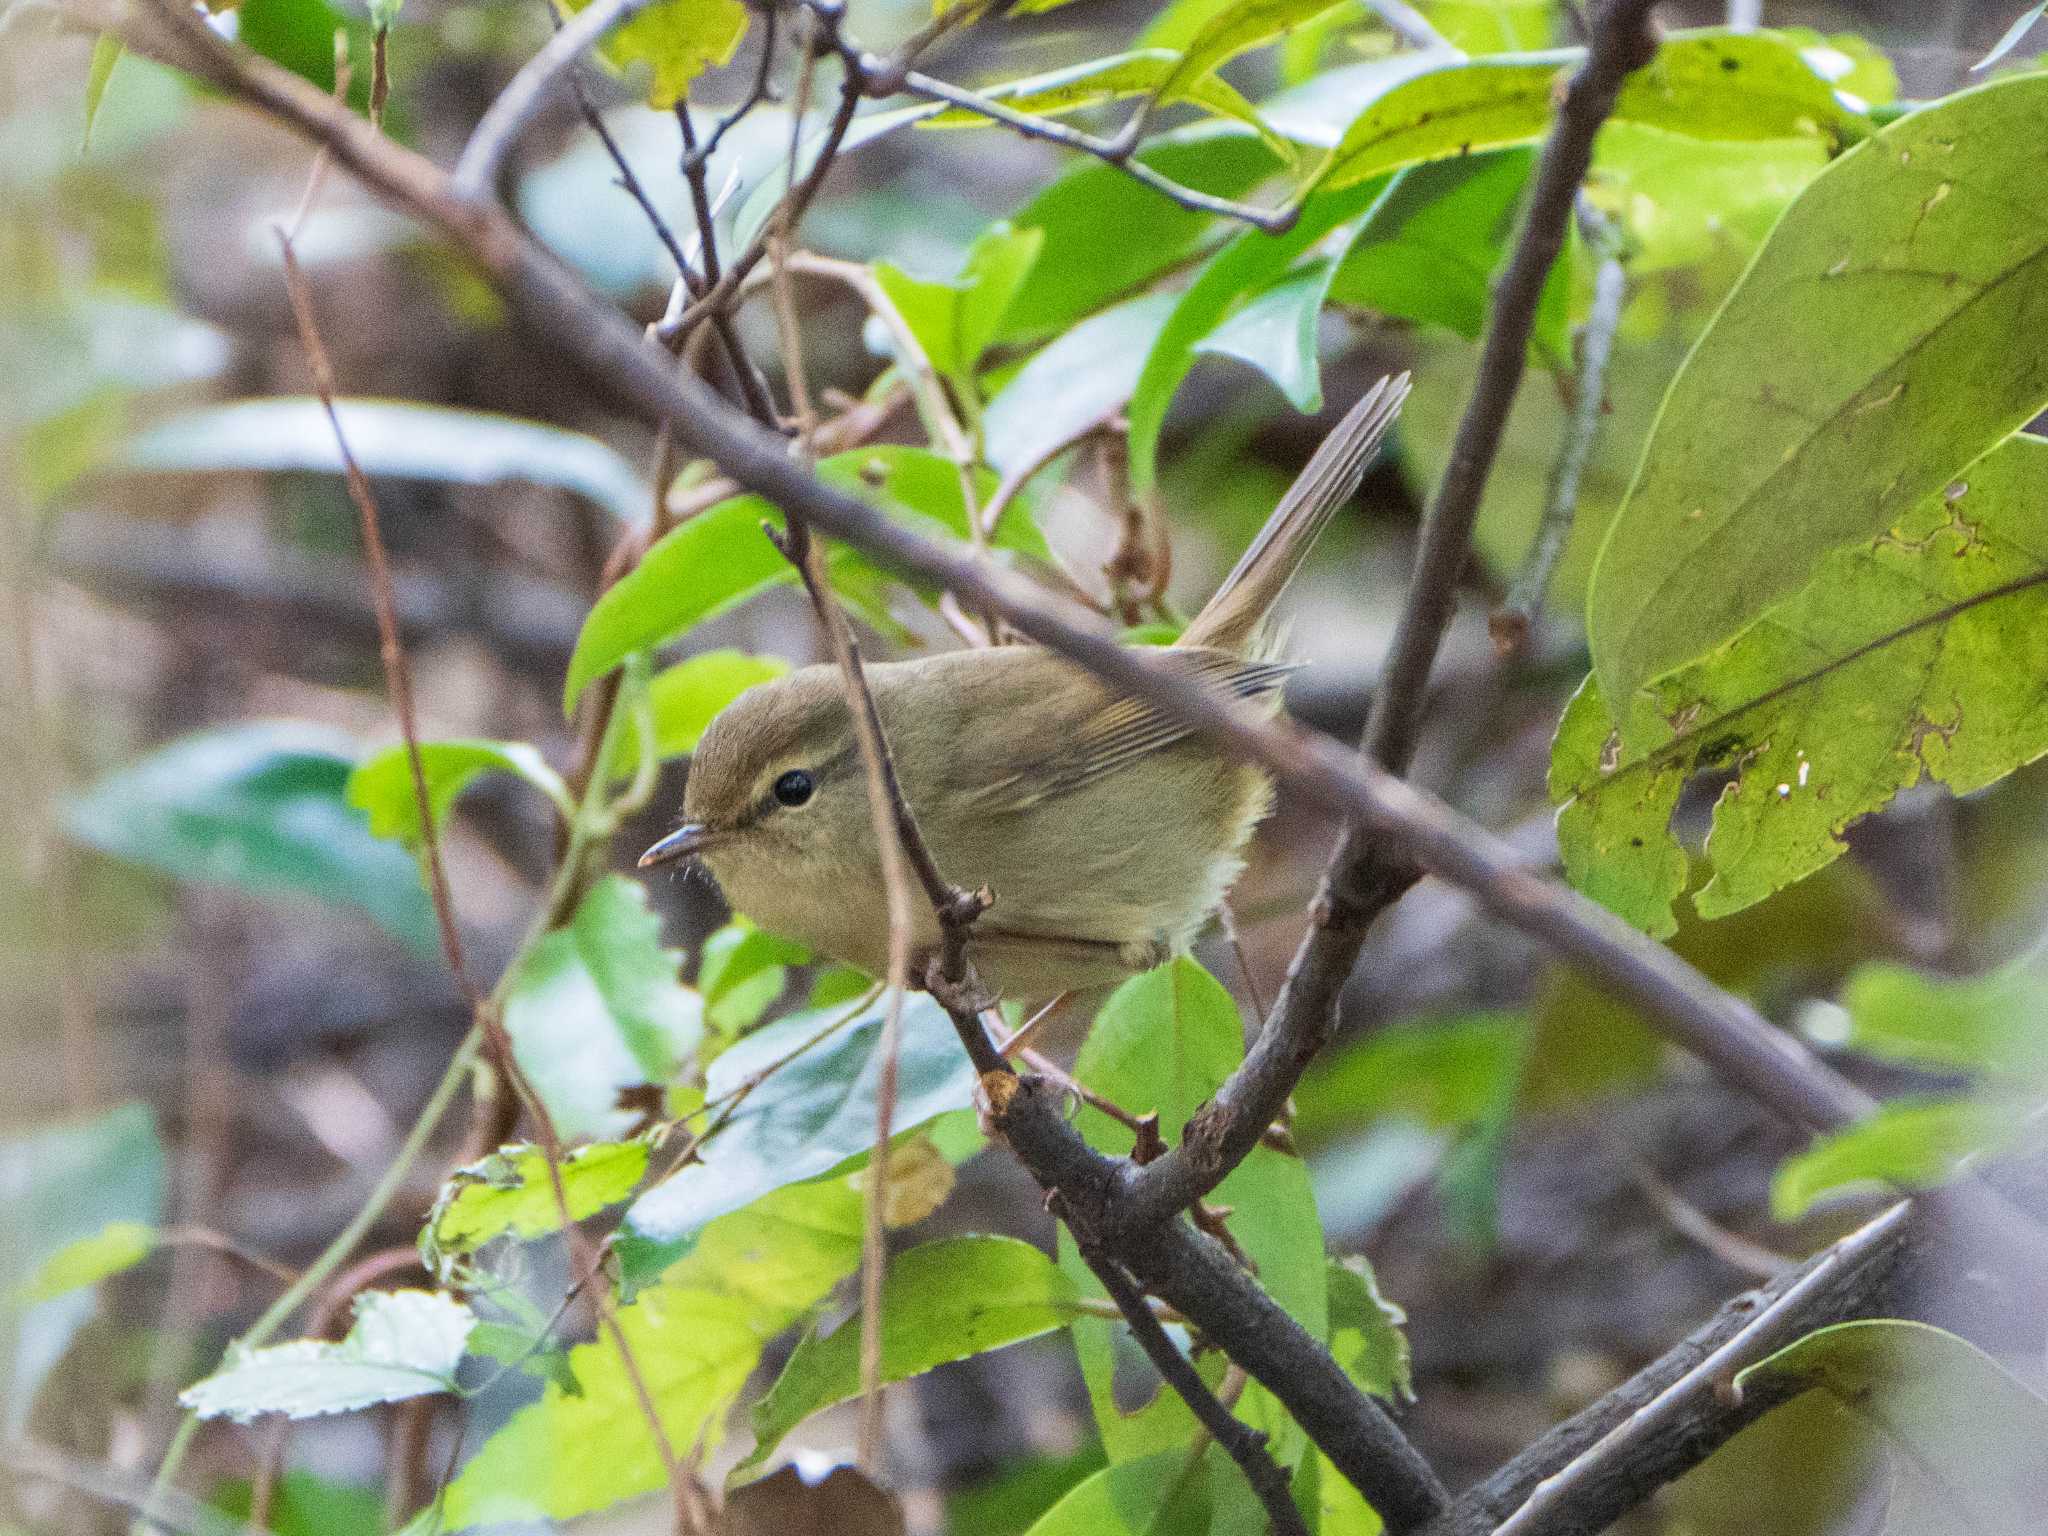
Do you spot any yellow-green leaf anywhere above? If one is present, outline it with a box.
[555,0,747,108]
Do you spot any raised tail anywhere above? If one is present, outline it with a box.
[1178,372,1411,654]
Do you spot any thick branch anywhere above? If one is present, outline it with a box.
[1120,0,1664,1228]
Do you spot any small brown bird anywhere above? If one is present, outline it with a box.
[641,375,1410,999]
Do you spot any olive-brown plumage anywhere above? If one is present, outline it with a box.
[642,375,1410,999]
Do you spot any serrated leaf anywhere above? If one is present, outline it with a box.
[1836,961,2048,1077]
[1317,30,1868,197]
[875,222,1044,381]
[434,1177,865,1527]
[1063,959,1325,1466]
[1734,1319,2048,1536]
[1326,1257,1411,1402]
[501,876,703,1140]
[347,739,571,848]
[182,1290,475,1423]
[743,1235,1078,1474]
[69,721,437,956]
[920,50,1292,163]
[998,125,1286,344]
[1556,435,2048,938]
[121,398,651,526]
[1589,72,2048,705]
[21,1221,156,1304]
[554,0,746,107]
[426,1140,652,1262]
[610,651,789,780]
[1769,1096,2025,1220]
[626,992,978,1243]
[1128,170,1390,492]
[563,447,1045,707]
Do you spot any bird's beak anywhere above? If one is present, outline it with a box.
[638,822,718,868]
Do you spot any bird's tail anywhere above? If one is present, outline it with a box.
[1179,372,1411,654]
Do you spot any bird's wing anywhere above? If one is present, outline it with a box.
[972,648,1292,812]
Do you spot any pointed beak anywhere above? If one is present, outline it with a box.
[638,822,718,868]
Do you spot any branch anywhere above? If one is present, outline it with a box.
[1421,1201,1918,1536]
[1117,0,1664,1230]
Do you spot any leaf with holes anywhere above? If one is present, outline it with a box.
[182,1291,475,1423]
[1555,435,2048,938]
[1589,72,2048,704]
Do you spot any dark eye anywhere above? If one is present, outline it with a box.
[773,769,814,808]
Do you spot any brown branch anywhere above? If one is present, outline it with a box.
[1118,0,1666,1230]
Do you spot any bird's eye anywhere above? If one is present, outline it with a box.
[773,769,815,808]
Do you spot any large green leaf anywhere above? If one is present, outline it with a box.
[1589,72,2048,705]
[431,1177,866,1529]
[68,722,438,955]
[1554,435,2048,938]
[1292,1012,1524,1146]
[998,126,1286,343]
[1769,1096,2025,1220]
[1834,961,2048,1077]
[1319,30,1867,195]
[875,223,1045,381]
[121,398,651,526]
[563,447,1046,707]
[500,876,703,1140]
[1020,1450,1212,1536]
[744,1236,1078,1473]
[1128,172,1391,493]
[1194,258,1341,412]
[555,0,746,107]
[1734,1320,2048,1536]
[348,739,571,848]
[0,1103,165,1428]
[625,992,978,1243]
[985,294,1179,478]
[182,1291,475,1423]
[1063,959,1327,1465]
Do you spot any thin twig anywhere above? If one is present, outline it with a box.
[1492,201,1626,657]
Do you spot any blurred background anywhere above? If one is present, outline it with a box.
[2,0,2044,1531]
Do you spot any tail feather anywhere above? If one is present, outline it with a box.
[1179,372,1411,653]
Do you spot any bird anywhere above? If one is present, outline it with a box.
[640,374,1410,1001]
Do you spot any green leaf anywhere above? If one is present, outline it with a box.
[1420,0,1556,51]
[1588,73,2048,705]
[999,125,1287,343]
[555,0,747,107]
[1128,171,1391,492]
[21,1221,156,1304]
[0,1103,165,1424]
[1325,1257,1412,1402]
[1155,0,1356,110]
[986,293,1179,479]
[216,1472,384,1536]
[68,722,437,956]
[696,919,811,1036]
[1734,1319,2048,1536]
[1835,961,2048,1077]
[83,36,123,150]
[1974,4,2047,71]
[874,222,1045,381]
[610,651,789,780]
[1316,30,1869,196]
[626,992,979,1243]
[1020,1449,1209,1536]
[435,1176,865,1527]
[121,398,651,526]
[182,1290,475,1423]
[1555,435,2048,937]
[501,876,704,1140]
[1587,123,1829,275]
[946,1448,1108,1536]
[1330,147,1569,362]
[564,447,1045,707]
[744,1235,1078,1473]
[425,1140,652,1264]
[1292,1012,1524,1145]
[921,51,1291,161]
[1064,959,1326,1465]
[1194,258,1340,411]
[240,0,367,105]
[347,739,571,848]
[1769,1096,2024,1220]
